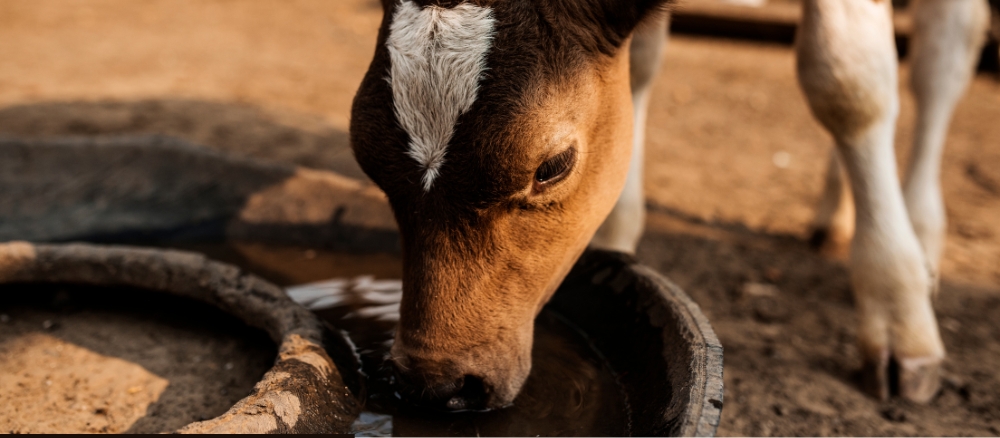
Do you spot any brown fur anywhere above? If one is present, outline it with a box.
[350,0,669,409]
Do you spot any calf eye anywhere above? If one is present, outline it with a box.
[533,147,577,191]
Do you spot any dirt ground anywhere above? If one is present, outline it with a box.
[1,0,999,435]
[0,286,275,434]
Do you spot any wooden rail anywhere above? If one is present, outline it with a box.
[669,0,1000,73]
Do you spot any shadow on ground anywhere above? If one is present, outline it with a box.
[0,99,366,181]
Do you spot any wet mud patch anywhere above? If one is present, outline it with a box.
[0,284,276,434]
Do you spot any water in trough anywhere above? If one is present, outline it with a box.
[179,241,632,436]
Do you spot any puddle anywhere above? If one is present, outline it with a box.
[149,241,631,436]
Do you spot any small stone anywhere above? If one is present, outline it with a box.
[127,386,143,394]
[224,362,234,371]
[742,282,779,297]
[42,319,57,330]
[773,404,787,416]
[757,420,774,437]
[763,345,781,359]
[753,296,791,323]
[881,406,907,423]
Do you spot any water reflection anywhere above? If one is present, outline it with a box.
[290,277,628,437]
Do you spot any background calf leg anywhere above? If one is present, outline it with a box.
[904,0,990,284]
[591,14,668,254]
[797,0,943,402]
[810,148,855,257]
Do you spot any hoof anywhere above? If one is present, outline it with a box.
[897,357,942,403]
[862,351,942,403]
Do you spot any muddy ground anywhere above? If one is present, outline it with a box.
[1,0,999,435]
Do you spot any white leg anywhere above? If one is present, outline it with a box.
[797,0,943,402]
[592,15,668,254]
[904,0,990,282]
[810,148,855,257]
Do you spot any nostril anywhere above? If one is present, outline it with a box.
[451,376,466,393]
[432,376,464,399]
[445,375,489,412]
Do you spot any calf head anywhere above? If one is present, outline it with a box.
[350,0,667,410]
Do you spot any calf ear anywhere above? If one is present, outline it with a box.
[600,0,672,42]
[552,0,671,53]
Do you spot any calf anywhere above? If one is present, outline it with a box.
[349,0,991,410]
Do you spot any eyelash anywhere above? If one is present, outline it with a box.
[534,147,577,188]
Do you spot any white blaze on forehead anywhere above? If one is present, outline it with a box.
[387,0,495,192]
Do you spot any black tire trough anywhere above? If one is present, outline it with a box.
[0,241,361,434]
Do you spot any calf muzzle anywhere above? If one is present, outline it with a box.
[393,362,492,412]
